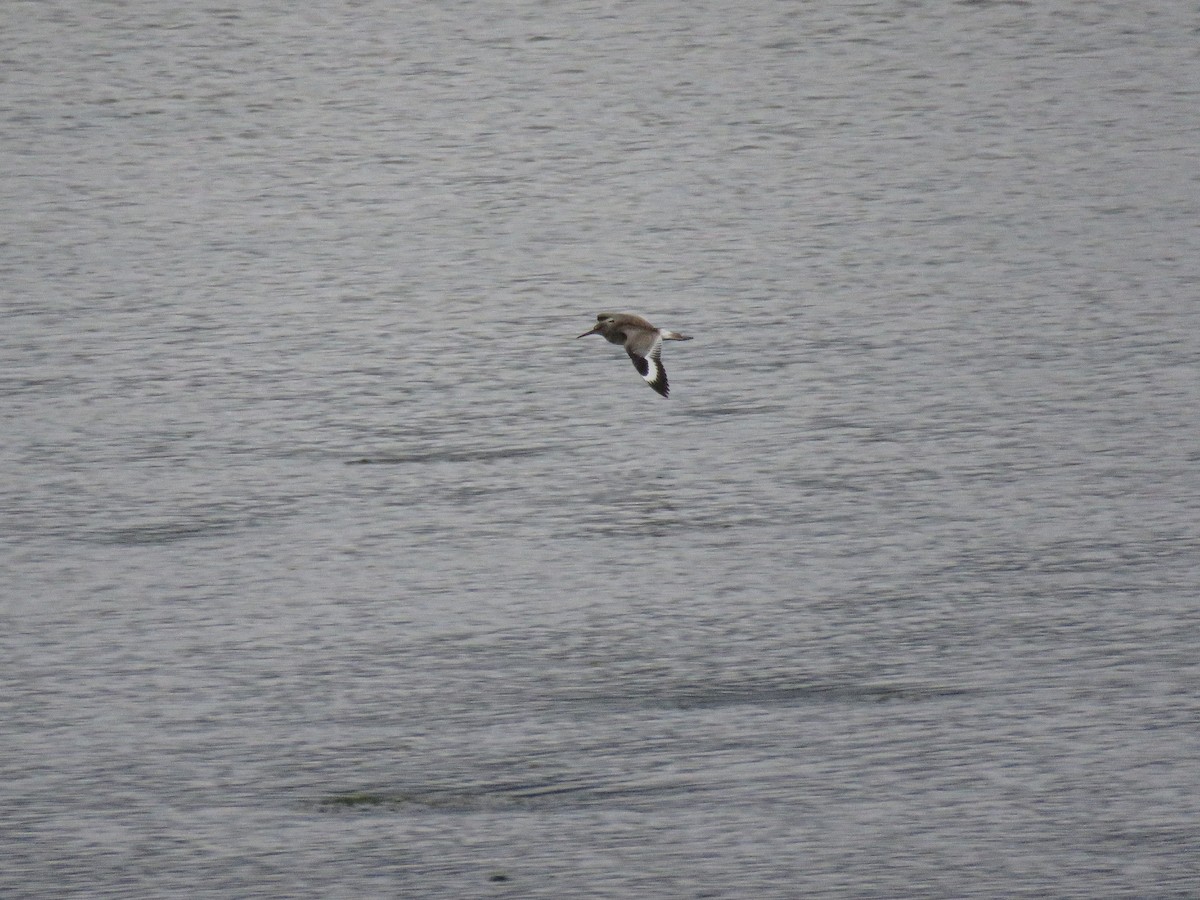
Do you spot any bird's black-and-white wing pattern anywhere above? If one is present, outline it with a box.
[627,335,668,397]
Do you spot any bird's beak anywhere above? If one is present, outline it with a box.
[576,326,599,339]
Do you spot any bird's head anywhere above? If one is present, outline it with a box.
[576,313,616,339]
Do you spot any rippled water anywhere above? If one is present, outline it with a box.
[4,1,1200,897]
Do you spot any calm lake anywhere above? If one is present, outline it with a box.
[3,1,1199,897]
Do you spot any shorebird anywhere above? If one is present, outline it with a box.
[576,312,693,397]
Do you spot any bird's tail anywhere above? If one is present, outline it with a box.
[660,330,692,341]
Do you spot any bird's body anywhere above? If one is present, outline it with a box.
[576,312,692,397]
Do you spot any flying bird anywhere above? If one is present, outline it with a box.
[576,312,692,397]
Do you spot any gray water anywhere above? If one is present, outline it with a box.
[3,1,1200,897]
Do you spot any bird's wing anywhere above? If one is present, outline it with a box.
[627,336,668,397]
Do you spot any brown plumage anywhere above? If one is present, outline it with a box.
[576,312,692,397]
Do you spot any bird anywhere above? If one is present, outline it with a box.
[576,312,693,397]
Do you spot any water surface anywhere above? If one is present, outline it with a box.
[3,2,1199,897]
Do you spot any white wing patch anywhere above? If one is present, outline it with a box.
[631,336,669,397]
